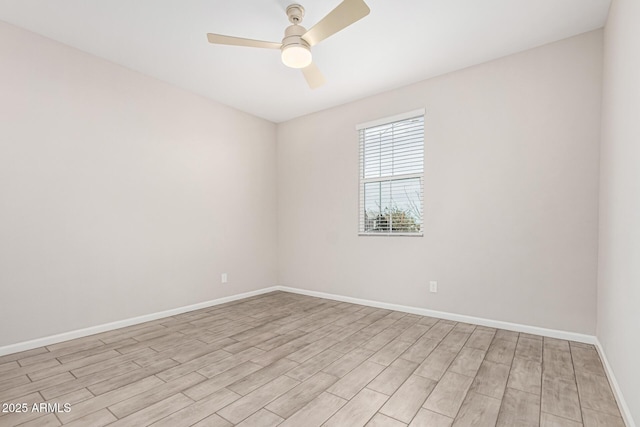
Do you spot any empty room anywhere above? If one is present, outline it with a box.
[0,0,638,426]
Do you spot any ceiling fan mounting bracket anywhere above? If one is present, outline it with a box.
[286,4,305,24]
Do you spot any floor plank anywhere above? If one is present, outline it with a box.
[496,387,540,427]
[469,360,510,400]
[235,409,283,427]
[379,375,437,423]
[414,348,458,381]
[324,388,388,427]
[108,371,206,418]
[368,358,419,396]
[516,337,543,363]
[151,388,242,427]
[581,408,625,427]
[569,345,605,377]
[326,360,385,400]
[508,357,542,395]
[278,392,346,427]
[485,339,517,366]
[409,409,453,427]
[423,371,473,418]
[574,371,620,417]
[448,347,486,378]
[366,412,408,427]
[109,393,194,427]
[264,371,337,418]
[541,376,583,422]
[465,329,495,351]
[217,375,298,424]
[540,412,583,427]
[452,391,501,427]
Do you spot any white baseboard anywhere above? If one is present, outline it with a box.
[2,284,632,426]
[275,286,597,344]
[0,282,632,426]
[0,286,279,357]
[0,284,595,354]
[594,339,636,427]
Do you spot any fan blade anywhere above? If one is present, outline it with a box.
[301,62,326,89]
[207,33,281,49]
[302,0,370,46]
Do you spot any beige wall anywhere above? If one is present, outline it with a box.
[277,31,603,334]
[0,22,278,347]
[598,0,640,423]
[0,20,607,350]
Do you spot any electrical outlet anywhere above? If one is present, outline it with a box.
[429,281,438,293]
[221,273,228,284]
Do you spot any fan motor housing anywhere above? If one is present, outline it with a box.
[281,24,309,51]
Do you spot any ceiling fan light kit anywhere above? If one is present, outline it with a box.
[206,0,370,88]
[281,45,312,69]
[281,22,312,69]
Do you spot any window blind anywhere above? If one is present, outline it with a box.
[358,112,424,235]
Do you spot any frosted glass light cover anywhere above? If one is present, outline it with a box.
[281,45,312,69]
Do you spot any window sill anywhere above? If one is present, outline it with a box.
[358,232,424,237]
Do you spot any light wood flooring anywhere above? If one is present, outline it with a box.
[0,291,625,427]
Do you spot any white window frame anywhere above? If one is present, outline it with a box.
[357,108,425,237]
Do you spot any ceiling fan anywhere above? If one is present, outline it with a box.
[206,0,370,89]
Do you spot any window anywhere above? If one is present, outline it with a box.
[358,109,425,236]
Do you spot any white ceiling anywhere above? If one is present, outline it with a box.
[0,0,610,122]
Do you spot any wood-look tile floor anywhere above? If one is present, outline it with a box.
[0,291,625,427]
